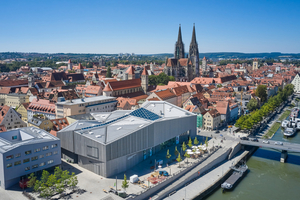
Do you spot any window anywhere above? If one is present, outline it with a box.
[34,148,40,153]
[23,158,30,163]
[47,160,53,164]
[43,146,49,151]
[46,152,52,157]
[25,167,30,171]
[51,144,58,148]
[7,163,12,168]
[31,156,38,161]
[39,154,44,159]
[25,150,32,155]
[40,162,46,167]
[53,151,58,155]
[32,164,38,169]
[6,155,13,160]
[12,135,17,140]
[14,160,21,166]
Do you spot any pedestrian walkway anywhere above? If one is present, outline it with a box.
[165,150,248,200]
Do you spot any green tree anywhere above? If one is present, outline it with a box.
[27,173,37,188]
[60,170,71,184]
[54,166,63,180]
[122,174,129,192]
[55,182,65,197]
[41,170,50,184]
[182,141,187,153]
[106,66,112,78]
[40,185,54,200]
[68,172,78,192]
[149,75,157,85]
[188,137,193,148]
[33,180,42,193]
[217,84,222,88]
[255,85,268,102]
[168,76,175,81]
[184,151,190,163]
[176,154,182,167]
[205,137,208,148]
[166,149,171,161]
[46,174,57,188]
[247,98,258,111]
[194,137,199,146]
[174,146,179,156]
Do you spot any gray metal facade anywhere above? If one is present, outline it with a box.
[57,101,196,178]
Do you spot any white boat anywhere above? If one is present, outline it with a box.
[297,122,300,130]
[283,127,296,137]
[281,120,289,128]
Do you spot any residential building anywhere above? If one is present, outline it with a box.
[27,98,56,121]
[0,127,61,189]
[55,96,117,118]
[28,116,53,131]
[146,89,178,106]
[16,103,30,122]
[203,109,221,131]
[229,102,239,122]
[49,118,69,136]
[215,101,230,123]
[56,101,196,178]
[0,106,27,130]
[5,93,29,108]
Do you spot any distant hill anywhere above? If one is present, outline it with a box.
[1,52,300,60]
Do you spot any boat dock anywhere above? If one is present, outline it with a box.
[165,150,250,200]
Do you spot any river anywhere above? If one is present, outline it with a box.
[205,122,300,200]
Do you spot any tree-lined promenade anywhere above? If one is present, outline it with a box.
[235,84,294,131]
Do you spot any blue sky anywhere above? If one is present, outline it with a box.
[0,0,299,54]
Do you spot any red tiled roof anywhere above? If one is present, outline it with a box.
[141,67,148,75]
[126,66,135,74]
[108,79,141,91]
[103,84,112,92]
[154,89,177,100]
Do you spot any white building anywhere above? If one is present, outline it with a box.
[55,96,117,118]
[0,127,61,189]
[291,74,300,93]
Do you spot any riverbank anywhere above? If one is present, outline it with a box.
[263,109,291,139]
[165,147,257,200]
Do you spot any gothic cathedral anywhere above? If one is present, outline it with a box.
[164,24,200,81]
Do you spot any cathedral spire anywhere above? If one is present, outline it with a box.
[177,24,183,44]
[174,24,185,59]
[191,23,196,44]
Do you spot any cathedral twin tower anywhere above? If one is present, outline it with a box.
[164,24,200,81]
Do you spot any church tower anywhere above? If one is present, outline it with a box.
[67,59,72,70]
[141,67,148,94]
[189,24,199,77]
[174,24,185,59]
[28,70,35,88]
[252,58,258,70]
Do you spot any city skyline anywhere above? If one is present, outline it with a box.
[1,0,300,54]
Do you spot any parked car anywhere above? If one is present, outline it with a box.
[274,141,283,145]
[215,130,220,133]
[240,137,249,140]
[249,138,258,142]
[159,171,169,176]
[262,140,269,144]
